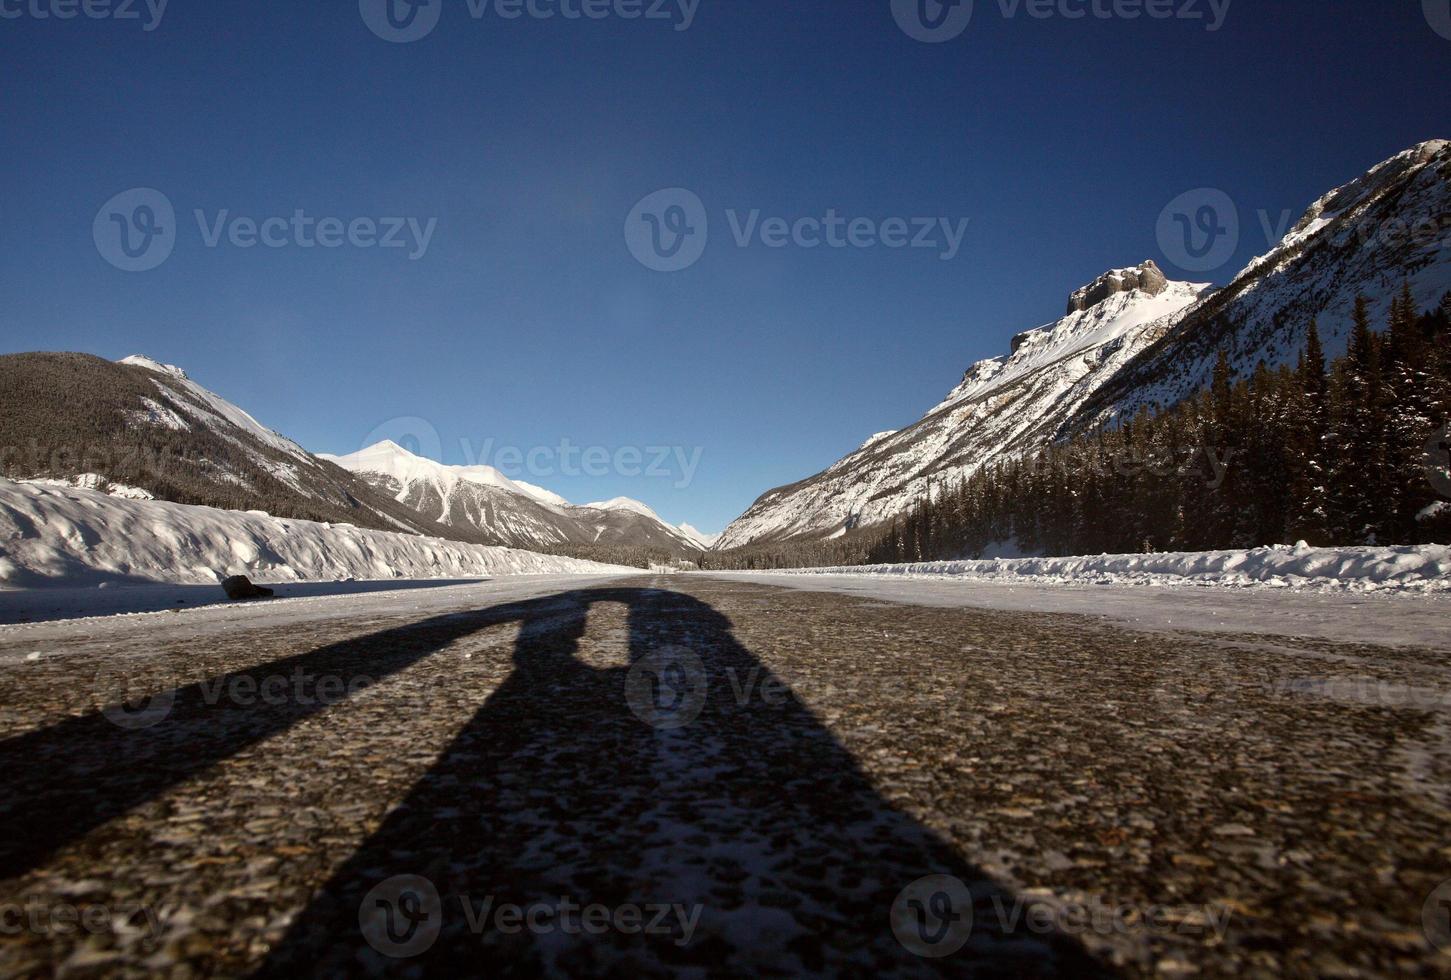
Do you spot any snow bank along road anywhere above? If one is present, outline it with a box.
[1,575,1449,977]
[0,479,631,591]
[754,544,1451,595]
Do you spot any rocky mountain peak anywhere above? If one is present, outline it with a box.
[1066,260,1168,315]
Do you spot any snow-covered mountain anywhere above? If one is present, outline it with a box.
[716,263,1211,548]
[325,441,709,557]
[587,498,719,550]
[0,352,462,541]
[1078,139,1451,427]
[677,523,721,549]
[0,351,711,560]
[718,140,1451,550]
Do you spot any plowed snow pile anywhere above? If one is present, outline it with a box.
[779,545,1451,594]
[0,480,632,588]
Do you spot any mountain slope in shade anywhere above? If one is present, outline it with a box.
[1077,139,1451,429]
[716,264,1211,549]
[0,352,470,542]
[717,140,1451,550]
[325,441,707,557]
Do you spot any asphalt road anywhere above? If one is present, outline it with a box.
[1,575,1449,978]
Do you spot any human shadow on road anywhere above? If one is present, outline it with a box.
[255,587,1116,978]
[0,596,539,879]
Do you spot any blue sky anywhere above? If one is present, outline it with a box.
[2,0,1447,533]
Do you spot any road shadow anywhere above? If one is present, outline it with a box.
[0,592,525,877]
[254,586,1115,977]
[0,584,1115,975]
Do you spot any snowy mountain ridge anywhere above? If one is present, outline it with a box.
[119,354,314,466]
[1080,139,1451,426]
[718,140,1451,550]
[323,440,565,508]
[325,440,711,557]
[716,266,1212,549]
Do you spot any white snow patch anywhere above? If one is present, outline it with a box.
[127,396,191,432]
[20,473,154,501]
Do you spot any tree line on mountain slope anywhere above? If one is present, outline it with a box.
[705,289,1451,569]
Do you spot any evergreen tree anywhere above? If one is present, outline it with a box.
[1285,321,1331,543]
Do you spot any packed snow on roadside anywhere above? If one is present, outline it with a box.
[0,479,633,589]
[772,543,1451,594]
